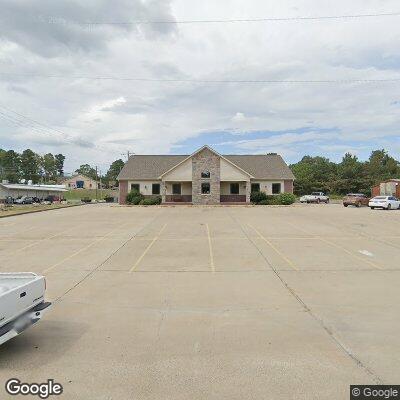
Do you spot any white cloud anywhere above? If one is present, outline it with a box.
[1,0,400,170]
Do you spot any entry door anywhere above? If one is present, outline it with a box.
[172,183,182,195]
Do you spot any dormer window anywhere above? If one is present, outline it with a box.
[201,171,210,179]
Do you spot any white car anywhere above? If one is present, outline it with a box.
[0,273,51,345]
[300,192,330,204]
[369,196,400,210]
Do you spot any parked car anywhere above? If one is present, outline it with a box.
[43,195,56,204]
[32,197,41,203]
[369,196,400,210]
[4,196,14,205]
[343,193,370,207]
[0,272,51,345]
[14,196,34,205]
[300,192,330,204]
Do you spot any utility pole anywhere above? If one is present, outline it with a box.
[95,166,98,202]
[99,169,103,200]
[121,151,135,161]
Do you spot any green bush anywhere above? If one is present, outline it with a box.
[250,191,267,204]
[258,199,269,205]
[104,196,115,203]
[139,196,162,205]
[126,189,144,205]
[276,193,296,205]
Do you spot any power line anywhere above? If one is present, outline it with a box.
[42,11,400,25]
[1,72,400,84]
[0,104,110,152]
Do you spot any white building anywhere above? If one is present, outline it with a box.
[0,182,67,201]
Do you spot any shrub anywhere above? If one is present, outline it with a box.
[126,189,144,205]
[250,191,267,204]
[276,193,296,205]
[81,197,91,203]
[104,196,115,203]
[139,196,162,205]
[258,199,269,205]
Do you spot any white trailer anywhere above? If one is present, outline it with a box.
[0,273,51,345]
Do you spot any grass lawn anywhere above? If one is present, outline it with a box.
[64,189,119,201]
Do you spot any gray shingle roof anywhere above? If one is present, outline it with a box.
[117,153,294,180]
[224,155,295,179]
[118,155,187,180]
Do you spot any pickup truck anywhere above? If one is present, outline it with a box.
[0,273,51,345]
[300,192,330,204]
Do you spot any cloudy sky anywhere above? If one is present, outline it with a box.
[0,0,400,173]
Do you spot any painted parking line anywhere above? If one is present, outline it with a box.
[319,236,383,270]
[43,221,132,274]
[247,224,298,271]
[206,223,216,273]
[284,221,383,270]
[129,223,168,273]
[10,225,78,255]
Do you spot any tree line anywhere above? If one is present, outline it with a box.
[2,147,398,194]
[0,148,65,184]
[0,148,125,187]
[290,149,400,195]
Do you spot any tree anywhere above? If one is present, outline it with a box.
[333,153,365,194]
[41,153,57,182]
[2,150,22,183]
[75,164,97,180]
[0,149,6,180]
[365,149,400,185]
[20,149,41,183]
[105,159,125,186]
[290,156,337,195]
[55,154,66,176]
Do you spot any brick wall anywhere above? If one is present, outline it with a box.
[284,180,294,193]
[119,180,128,205]
[192,148,220,204]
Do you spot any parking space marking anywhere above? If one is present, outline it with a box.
[43,222,132,274]
[129,223,167,273]
[10,225,78,255]
[247,224,298,271]
[319,237,383,270]
[284,221,383,270]
[206,223,215,273]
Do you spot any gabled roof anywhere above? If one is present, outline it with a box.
[159,145,253,179]
[224,154,295,179]
[62,174,98,182]
[117,146,295,180]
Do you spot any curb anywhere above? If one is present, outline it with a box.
[0,203,85,219]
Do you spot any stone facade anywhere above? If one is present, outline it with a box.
[245,181,251,203]
[192,147,220,205]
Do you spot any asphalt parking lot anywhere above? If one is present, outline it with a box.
[0,203,399,399]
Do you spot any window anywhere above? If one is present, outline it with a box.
[251,183,260,193]
[152,183,160,195]
[172,183,181,195]
[230,183,239,194]
[201,171,210,179]
[131,184,140,192]
[201,182,210,194]
[272,183,281,194]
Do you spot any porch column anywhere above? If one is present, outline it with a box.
[161,181,166,203]
[245,180,251,203]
